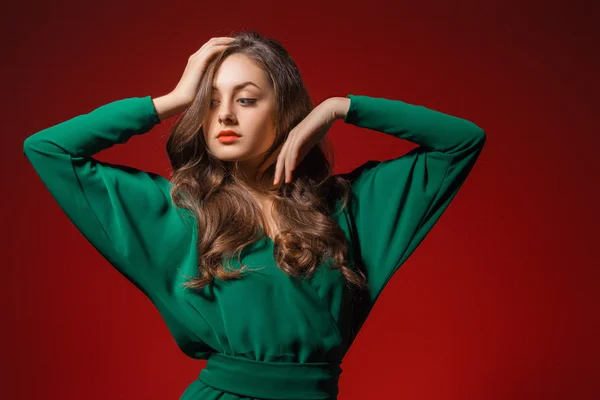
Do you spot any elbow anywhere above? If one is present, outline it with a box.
[466,128,486,157]
[479,128,487,151]
[23,134,58,162]
[451,126,486,157]
[467,122,486,150]
[23,135,37,157]
[475,127,486,148]
[23,134,48,158]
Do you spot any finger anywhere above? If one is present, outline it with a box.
[284,134,298,183]
[278,144,289,185]
[275,132,295,185]
[280,140,294,184]
[197,37,235,54]
[285,136,300,183]
[207,39,234,53]
[192,44,229,61]
[210,37,235,43]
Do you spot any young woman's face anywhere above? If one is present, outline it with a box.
[203,53,277,172]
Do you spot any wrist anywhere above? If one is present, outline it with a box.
[152,92,191,121]
[330,97,351,120]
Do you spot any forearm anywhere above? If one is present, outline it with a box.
[152,93,191,121]
[341,94,485,156]
[330,97,351,120]
[24,96,160,158]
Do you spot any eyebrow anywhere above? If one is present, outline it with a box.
[211,81,261,92]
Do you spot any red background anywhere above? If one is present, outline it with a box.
[4,0,599,399]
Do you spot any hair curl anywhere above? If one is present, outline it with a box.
[165,29,368,292]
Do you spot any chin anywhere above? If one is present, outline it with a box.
[212,149,254,162]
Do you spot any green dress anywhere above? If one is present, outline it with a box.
[23,93,485,400]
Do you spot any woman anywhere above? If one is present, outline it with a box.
[23,30,486,399]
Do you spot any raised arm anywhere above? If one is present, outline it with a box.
[23,37,238,298]
[338,94,486,311]
[23,94,192,296]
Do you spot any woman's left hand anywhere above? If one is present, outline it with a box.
[261,97,349,185]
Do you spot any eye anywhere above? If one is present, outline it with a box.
[209,98,257,107]
[239,98,257,106]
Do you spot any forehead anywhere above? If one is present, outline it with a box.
[212,54,269,90]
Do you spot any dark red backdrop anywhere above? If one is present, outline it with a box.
[4,0,599,399]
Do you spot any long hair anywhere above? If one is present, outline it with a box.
[166,30,368,292]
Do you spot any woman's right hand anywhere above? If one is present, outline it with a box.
[171,36,236,107]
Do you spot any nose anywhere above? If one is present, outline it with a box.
[218,99,237,125]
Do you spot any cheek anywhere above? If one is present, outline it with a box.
[257,118,275,144]
[246,112,273,136]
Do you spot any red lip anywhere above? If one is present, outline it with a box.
[217,129,241,138]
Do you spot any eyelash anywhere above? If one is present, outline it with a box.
[210,98,257,107]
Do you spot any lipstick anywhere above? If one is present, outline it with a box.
[217,129,241,143]
[217,136,239,143]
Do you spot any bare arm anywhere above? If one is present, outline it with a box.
[152,93,191,121]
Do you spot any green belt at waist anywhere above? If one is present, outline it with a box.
[198,352,342,399]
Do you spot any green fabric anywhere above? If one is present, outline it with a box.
[23,93,485,399]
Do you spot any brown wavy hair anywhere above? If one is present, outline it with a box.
[165,30,368,292]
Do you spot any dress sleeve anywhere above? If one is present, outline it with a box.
[341,94,486,305]
[23,96,190,297]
